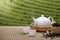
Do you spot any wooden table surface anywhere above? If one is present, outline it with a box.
[0,26,60,40]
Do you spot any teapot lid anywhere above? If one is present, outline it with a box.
[38,14,48,20]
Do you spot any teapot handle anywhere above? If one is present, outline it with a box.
[49,17,56,24]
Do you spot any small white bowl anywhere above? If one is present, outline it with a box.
[28,30,36,37]
[22,27,30,33]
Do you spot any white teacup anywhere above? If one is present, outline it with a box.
[22,27,30,33]
[28,30,36,37]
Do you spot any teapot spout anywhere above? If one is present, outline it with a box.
[32,18,36,21]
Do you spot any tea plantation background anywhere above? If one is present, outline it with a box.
[0,0,60,26]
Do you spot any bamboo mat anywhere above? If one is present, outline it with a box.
[0,26,60,40]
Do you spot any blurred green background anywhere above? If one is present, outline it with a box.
[0,0,60,26]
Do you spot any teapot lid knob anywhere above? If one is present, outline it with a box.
[41,14,44,17]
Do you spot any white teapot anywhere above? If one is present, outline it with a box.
[33,15,54,27]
